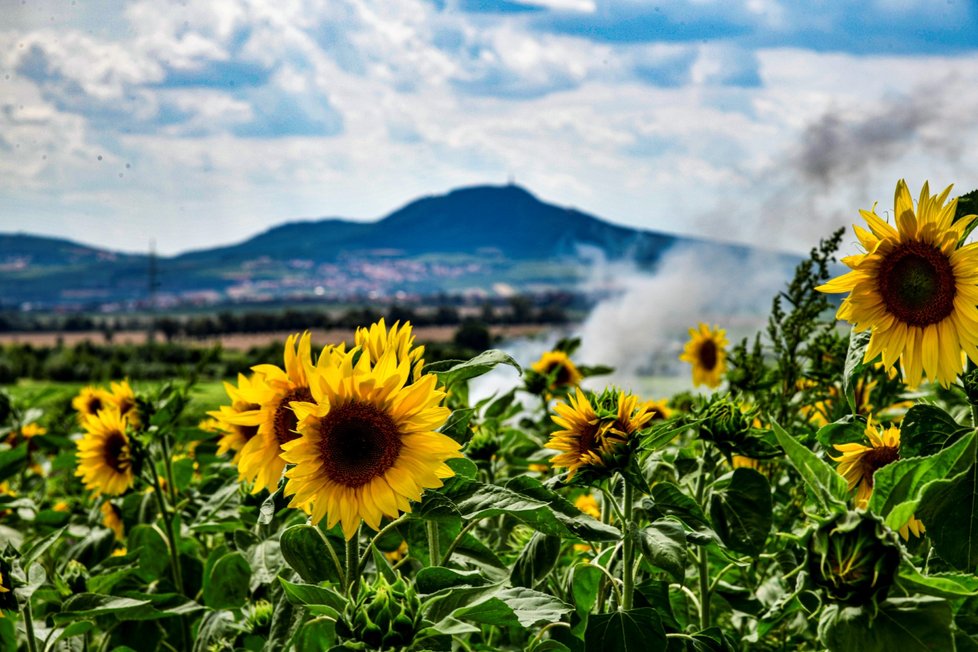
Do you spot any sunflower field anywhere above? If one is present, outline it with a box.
[4,179,978,651]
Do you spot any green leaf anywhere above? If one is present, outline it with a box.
[279,525,342,584]
[429,350,523,388]
[648,482,711,532]
[868,430,976,531]
[638,518,687,584]
[54,594,153,621]
[441,407,477,445]
[899,566,978,599]
[43,620,94,652]
[771,420,847,513]
[900,405,972,458]
[510,532,561,588]
[203,552,251,610]
[416,567,490,595]
[585,608,666,652]
[452,586,572,629]
[641,421,689,454]
[244,539,283,592]
[571,564,603,617]
[917,457,978,571]
[709,468,772,556]
[504,475,621,541]
[816,415,867,449]
[842,328,872,413]
[190,483,242,534]
[0,445,28,483]
[818,597,953,652]
[128,524,170,580]
[294,617,337,652]
[21,525,67,570]
[278,578,347,613]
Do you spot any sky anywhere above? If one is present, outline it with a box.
[2,0,977,256]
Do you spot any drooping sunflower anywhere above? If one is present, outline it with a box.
[207,372,264,465]
[107,380,141,430]
[831,420,924,540]
[354,319,425,378]
[547,388,652,479]
[531,350,583,391]
[680,323,728,388]
[72,385,112,422]
[75,408,134,497]
[817,180,978,388]
[101,501,125,541]
[281,348,459,540]
[234,333,318,494]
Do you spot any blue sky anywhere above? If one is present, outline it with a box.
[2,0,977,255]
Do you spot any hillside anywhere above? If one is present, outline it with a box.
[0,184,785,309]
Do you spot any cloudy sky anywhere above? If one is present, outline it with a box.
[2,0,977,256]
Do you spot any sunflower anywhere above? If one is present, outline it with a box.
[531,350,583,391]
[207,372,264,465]
[355,319,425,378]
[72,386,111,422]
[281,347,459,540]
[680,323,728,388]
[817,180,978,388]
[234,333,318,494]
[641,398,672,422]
[75,408,134,497]
[803,378,877,427]
[574,493,601,519]
[107,380,141,430]
[547,388,652,479]
[831,420,924,540]
[101,501,125,540]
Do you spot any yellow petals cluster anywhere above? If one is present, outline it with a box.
[680,323,728,388]
[75,408,134,497]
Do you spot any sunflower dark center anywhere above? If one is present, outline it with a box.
[318,401,403,488]
[87,397,103,414]
[103,431,130,473]
[698,339,718,371]
[274,388,313,447]
[545,361,573,386]
[863,446,900,487]
[877,241,956,327]
[234,403,261,442]
[117,397,135,415]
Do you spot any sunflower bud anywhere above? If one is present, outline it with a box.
[465,426,499,462]
[698,396,752,454]
[63,560,89,594]
[349,574,422,650]
[246,599,273,632]
[807,510,901,605]
[961,368,978,407]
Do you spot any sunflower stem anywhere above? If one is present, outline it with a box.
[159,433,179,508]
[972,402,978,429]
[148,462,185,596]
[621,481,635,611]
[441,519,480,566]
[427,520,441,567]
[358,515,410,575]
[22,596,38,652]
[346,528,361,600]
[315,524,346,586]
[694,448,712,630]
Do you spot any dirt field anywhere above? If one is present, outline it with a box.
[0,324,548,350]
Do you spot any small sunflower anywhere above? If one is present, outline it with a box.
[72,386,112,422]
[641,398,672,422]
[207,372,264,465]
[531,350,583,391]
[101,501,125,541]
[281,348,459,540]
[355,319,425,378]
[680,323,728,388]
[235,333,318,494]
[817,180,978,388]
[574,493,601,519]
[107,380,141,430]
[803,378,877,427]
[831,420,924,540]
[75,408,134,497]
[547,388,652,480]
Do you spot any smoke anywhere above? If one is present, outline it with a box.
[575,244,791,391]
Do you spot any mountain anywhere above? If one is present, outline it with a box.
[0,184,790,309]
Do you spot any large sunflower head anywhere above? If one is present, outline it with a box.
[235,333,318,494]
[831,419,924,540]
[107,380,141,430]
[281,348,458,540]
[355,319,425,379]
[531,350,583,392]
[75,408,135,497]
[679,323,728,388]
[208,372,264,465]
[72,386,112,422]
[818,180,978,388]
